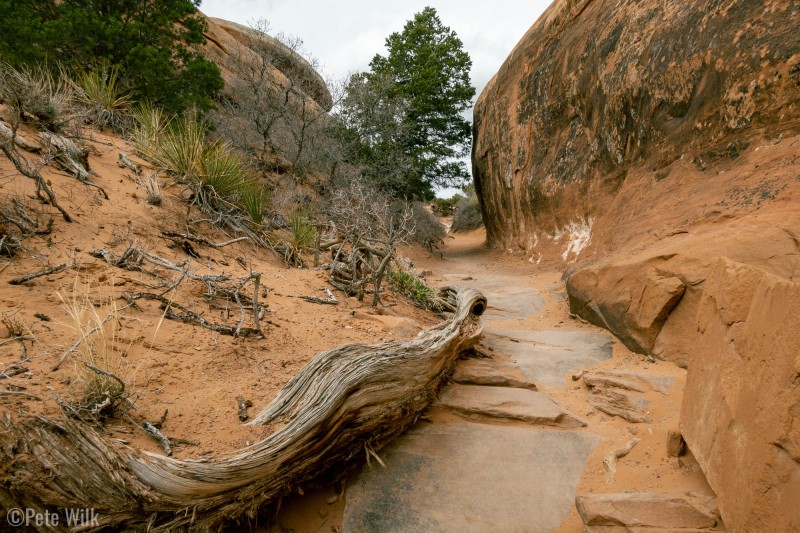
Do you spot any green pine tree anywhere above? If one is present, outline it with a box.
[0,0,223,114]
[370,7,475,198]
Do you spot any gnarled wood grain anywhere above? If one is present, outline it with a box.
[0,286,486,531]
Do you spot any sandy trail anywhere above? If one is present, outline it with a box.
[267,229,718,533]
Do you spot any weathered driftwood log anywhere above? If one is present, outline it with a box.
[0,286,486,531]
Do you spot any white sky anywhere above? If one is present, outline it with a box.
[199,0,552,196]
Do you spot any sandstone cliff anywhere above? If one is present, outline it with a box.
[474,0,799,258]
[474,1,800,531]
[201,17,333,112]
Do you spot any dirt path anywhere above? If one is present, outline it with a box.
[269,229,719,532]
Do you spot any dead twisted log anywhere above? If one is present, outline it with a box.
[0,286,486,531]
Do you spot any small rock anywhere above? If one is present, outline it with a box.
[667,430,686,457]
[588,388,651,423]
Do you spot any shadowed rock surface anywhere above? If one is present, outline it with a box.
[344,423,599,533]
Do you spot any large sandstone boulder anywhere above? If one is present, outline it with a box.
[476,2,800,530]
[565,223,800,366]
[680,258,800,532]
[473,0,800,257]
[202,17,332,112]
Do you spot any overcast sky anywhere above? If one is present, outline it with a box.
[199,0,552,195]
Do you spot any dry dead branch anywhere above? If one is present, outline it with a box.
[118,151,141,174]
[237,395,253,422]
[0,286,486,531]
[0,122,72,222]
[161,230,249,249]
[0,364,28,379]
[602,438,640,480]
[299,287,338,305]
[7,262,71,285]
[88,244,266,338]
[0,121,40,152]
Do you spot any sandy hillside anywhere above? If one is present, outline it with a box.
[0,120,437,463]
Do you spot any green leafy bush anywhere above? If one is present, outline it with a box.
[0,0,223,115]
[431,194,464,216]
[388,268,436,308]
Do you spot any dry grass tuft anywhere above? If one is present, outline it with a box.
[59,278,132,422]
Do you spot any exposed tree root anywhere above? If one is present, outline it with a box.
[0,286,486,531]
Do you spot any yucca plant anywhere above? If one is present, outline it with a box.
[290,212,316,254]
[131,102,170,140]
[239,181,269,225]
[76,63,133,129]
[132,105,207,182]
[198,141,247,197]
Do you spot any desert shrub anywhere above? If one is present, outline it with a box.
[431,194,464,216]
[132,108,269,227]
[451,193,484,232]
[409,201,445,251]
[0,62,77,131]
[75,63,132,130]
[387,268,436,309]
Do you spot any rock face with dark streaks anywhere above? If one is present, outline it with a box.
[473,0,800,256]
[474,1,800,531]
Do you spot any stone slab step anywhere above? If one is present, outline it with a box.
[451,358,538,390]
[478,328,613,388]
[437,384,586,428]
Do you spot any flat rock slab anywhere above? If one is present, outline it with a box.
[441,274,544,320]
[451,358,538,390]
[479,328,613,388]
[344,422,599,533]
[438,384,585,427]
[583,370,674,396]
[483,286,545,320]
[588,388,651,423]
[576,493,718,531]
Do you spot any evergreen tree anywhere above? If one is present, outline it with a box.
[368,7,475,199]
[0,0,223,114]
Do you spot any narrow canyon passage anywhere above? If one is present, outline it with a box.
[271,229,721,533]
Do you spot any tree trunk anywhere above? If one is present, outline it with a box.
[0,286,486,531]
